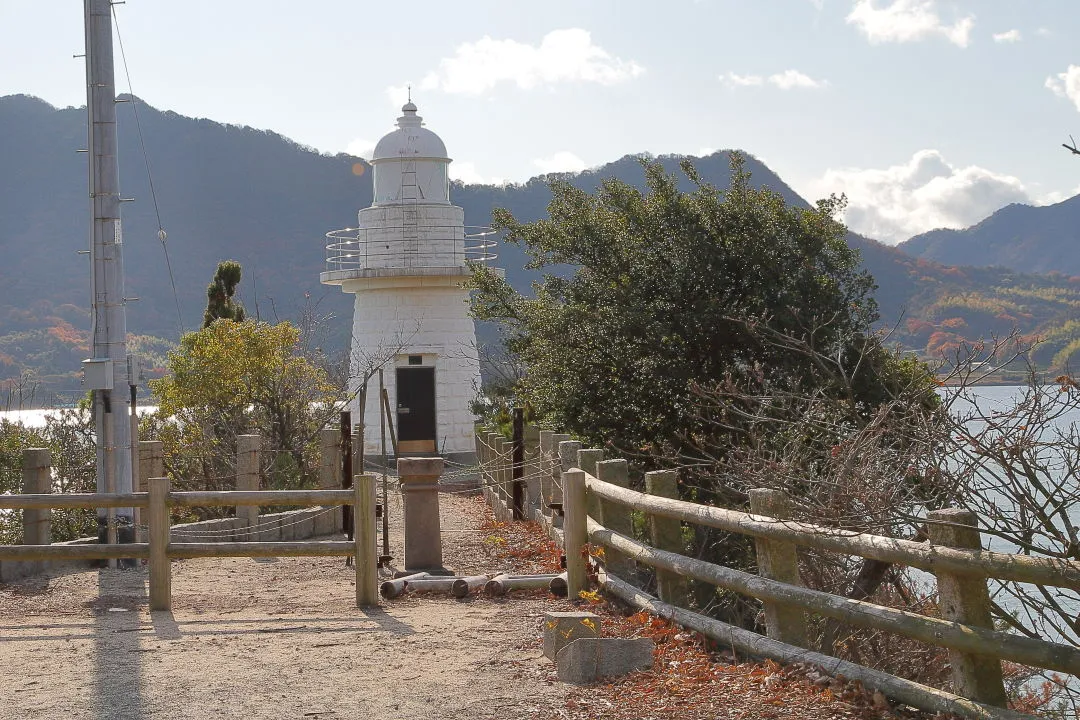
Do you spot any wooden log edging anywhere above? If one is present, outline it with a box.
[583,474,1080,589]
[587,520,1080,676]
[599,571,1037,720]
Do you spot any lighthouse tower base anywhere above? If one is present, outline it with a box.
[345,271,479,461]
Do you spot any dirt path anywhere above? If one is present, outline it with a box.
[0,487,572,720]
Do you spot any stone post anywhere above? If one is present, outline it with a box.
[398,457,450,574]
[236,435,261,533]
[595,459,634,580]
[21,448,51,547]
[644,469,689,607]
[749,488,808,648]
[928,508,1008,707]
[317,427,341,535]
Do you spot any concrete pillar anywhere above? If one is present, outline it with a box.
[398,457,449,574]
[236,435,261,532]
[749,488,808,648]
[21,449,51,546]
[644,470,689,607]
[928,508,1008,707]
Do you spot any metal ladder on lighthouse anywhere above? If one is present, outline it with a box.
[399,157,420,270]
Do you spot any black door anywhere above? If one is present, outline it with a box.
[396,367,437,453]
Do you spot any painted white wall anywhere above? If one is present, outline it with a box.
[346,279,479,456]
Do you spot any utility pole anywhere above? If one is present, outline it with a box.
[82,0,134,553]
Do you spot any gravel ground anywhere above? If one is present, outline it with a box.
[0,483,941,720]
[0,485,573,720]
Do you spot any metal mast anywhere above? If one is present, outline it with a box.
[83,0,133,539]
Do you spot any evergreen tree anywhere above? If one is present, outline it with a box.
[202,260,245,328]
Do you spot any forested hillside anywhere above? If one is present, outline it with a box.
[3,93,1079,397]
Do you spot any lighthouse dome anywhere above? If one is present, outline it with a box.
[371,102,449,162]
[370,102,452,205]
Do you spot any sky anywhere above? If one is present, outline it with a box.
[3,0,1080,245]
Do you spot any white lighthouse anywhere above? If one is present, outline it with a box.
[322,102,495,462]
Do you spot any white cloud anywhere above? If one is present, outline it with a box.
[846,0,975,47]
[720,72,764,88]
[1037,185,1080,206]
[698,147,717,157]
[768,69,827,89]
[449,161,504,186]
[1046,66,1080,112]
[533,151,587,174]
[992,29,1021,43]
[811,150,1029,243]
[345,137,376,159]
[385,84,410,108]
[720,70,826,89]
[410,29,643,96]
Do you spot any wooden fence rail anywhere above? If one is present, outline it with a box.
[0,480,379,611]
[474,428,1074,720]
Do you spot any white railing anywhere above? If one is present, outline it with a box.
[325,225,497,272]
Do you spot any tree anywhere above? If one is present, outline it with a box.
[203,260,245,327]
[470,155,943,637]
[148,319,339,512]
[470,155,904,460]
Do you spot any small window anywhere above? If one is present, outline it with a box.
[408,355,424,366]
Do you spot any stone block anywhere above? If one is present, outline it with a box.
[556,638,655,685]
[542,611,600,660]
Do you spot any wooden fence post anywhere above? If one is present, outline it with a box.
[485,432,501,512]
[644,469,690,607]
[595,459,634,580]
[749,488,808,647]
[512,409,525,520]
[236,435,261,534]
[318,427,341,535]
[137,440,163,542]
[577,448,604,520]
[538,430,554,515]
[354,473,378,607]
[148,476,171,611]
[21,448,51,547]
[551,434,571,507]
[563,469,588,599]
[494,436,509,520]
[524,425,541,515]
[927,508,1008,707]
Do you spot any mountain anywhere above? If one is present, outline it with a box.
[3,94,1080,396]
[898,196,1080,276]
